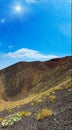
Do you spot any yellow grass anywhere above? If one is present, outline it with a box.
[0,117,3,122]
[18,111,32,117]
[49,95,56,102]
[7,108,12,113]
[0,78,71,112]
[36,99,42,103]
[30,102,34,106]
[36,108,53,120]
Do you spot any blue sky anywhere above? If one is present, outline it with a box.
[0,0,71,69]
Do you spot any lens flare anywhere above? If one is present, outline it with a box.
[15,5,22,12]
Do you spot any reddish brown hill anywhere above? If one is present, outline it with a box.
[44,56,72,68]
[0,56,72,101]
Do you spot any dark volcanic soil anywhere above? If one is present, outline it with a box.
[0,88,72,130]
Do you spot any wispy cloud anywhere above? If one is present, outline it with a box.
[2,48,58,60]
[0,42,2,46]
[59,23,71,37]
[26,0,49,4]
[26,0,38,4]
[67,0,71,3]
[8,45,14,49]
[0,18,6,24]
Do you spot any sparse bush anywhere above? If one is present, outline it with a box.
[1,111,32,128]
[18,111,32,117]
[7,108,12,113]
[49,95,56,102]
[37,99,42,103]
[0,117,3,122]
[30,102,34,106]
[36,108,53,120]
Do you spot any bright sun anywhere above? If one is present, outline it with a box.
[15,5,22,12]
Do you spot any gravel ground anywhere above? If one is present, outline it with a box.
[0,89,72,130]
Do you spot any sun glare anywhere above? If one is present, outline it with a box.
[15,5,22,12]
[11,4,28,18]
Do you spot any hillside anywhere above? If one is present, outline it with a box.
[0,56,72,130]
[0,56,72,101]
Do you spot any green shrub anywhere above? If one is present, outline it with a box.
[1,113,21,127]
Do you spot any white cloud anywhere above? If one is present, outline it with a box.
[67,0,71,3]
[26,0,48,4]
[26,0,38,4]
[59,23,71,37]
[0,43,2,46]
[8,45,14,49]
[2,48,58,61]
[0,18,6,24]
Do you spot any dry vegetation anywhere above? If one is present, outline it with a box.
[30,102,35,106]
[18,111,32,117]
[0,117,3,123]
[0,57,71,113]
[49,95,56,102]
[0,78,71,112]
[36,108,53,120]
[36,99,42,103]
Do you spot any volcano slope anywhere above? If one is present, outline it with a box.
[0,56,72,130]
